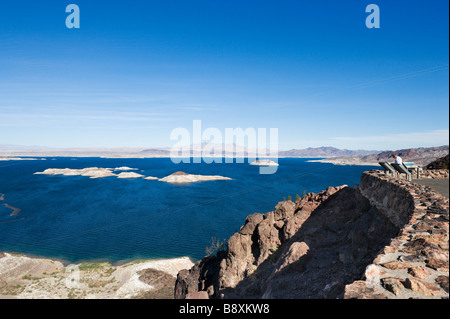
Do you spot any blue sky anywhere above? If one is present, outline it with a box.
[0,0,448,150]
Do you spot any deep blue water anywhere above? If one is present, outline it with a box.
[0,157,377,264]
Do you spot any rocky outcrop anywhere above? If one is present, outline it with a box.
[175,184,398,299]
[174,187,345,299]
[426,154,449,170]
[174,170,449,299]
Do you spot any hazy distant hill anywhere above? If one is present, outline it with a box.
[279,147,379,158]
[364,146,449,164]
[1,144,448,165]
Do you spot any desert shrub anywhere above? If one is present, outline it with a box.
[205,237,227,257]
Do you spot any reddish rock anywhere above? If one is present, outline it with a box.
[423,246,448,262]
[427,258,449,271]
[174,268,200,299]
[403,278,441,296]
[381,277,404,296]
[427,233,448,244]
[408,266,430,279]
[435,276,449,293]
[185,291,209,299]
[273,201,295,221]
[381,261,412,270]
[384,239,402,253]
[239,213,264,235]
[255,219,280,265]
[274,220,285,229]
[343,281,387,299]
[364,264,388,282]
[282,209,312,241]
[221,232,254,288]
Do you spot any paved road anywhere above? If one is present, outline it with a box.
[414,179,449,198]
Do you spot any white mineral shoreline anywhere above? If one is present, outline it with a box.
[306,159,380,166]
[0,157,45,161]
[0,251,195,299]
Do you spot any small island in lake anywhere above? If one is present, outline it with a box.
[116,172,145,178]
[249,159,279,166]
[159,171,232,184]
[34,167,116,178]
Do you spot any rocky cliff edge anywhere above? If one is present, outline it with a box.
[174,170,449,299]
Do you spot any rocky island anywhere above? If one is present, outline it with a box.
[159,171,232,184]
[249,159,279,166]
[34,167,117,178]
[116,172,145,178]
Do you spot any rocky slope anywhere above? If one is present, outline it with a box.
[175,185,400,299]
[174,171,449,299]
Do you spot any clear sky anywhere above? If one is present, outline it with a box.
[0,0,448,150]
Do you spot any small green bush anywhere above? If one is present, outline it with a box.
[205,237,227,257]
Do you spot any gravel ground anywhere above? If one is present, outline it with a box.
[0,253,194,299]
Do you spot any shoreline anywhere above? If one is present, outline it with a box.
[0,250,198,267]
[1,154,382,166]
[306,159,380,166]
[0,251,195,299]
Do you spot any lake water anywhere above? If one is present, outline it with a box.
[0,157,377,264]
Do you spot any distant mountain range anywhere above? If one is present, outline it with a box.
[0,144,448,167]
[1,144,376,158]
[310,145,449,167]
